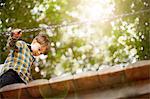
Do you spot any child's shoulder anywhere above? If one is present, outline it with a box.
[16,40,27,48]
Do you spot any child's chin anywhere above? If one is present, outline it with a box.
[33,53,39,56]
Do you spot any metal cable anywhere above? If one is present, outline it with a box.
[1,8,150,36]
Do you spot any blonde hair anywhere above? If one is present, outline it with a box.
[34,34,50,55]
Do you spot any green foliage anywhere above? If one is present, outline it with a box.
[108,0,150,65]
[0,0,149,79]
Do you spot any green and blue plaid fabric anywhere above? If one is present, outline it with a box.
[0,36,35,83]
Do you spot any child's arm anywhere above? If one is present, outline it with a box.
[6,29,22,50]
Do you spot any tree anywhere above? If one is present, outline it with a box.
[0,0,149,79]
[108,0,150,65]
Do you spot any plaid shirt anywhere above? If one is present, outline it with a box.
[0,35,35,84]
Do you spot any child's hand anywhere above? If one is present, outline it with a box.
[11,29,22,39]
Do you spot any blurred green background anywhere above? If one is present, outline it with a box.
[0,0,149,79]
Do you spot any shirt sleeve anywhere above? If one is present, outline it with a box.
[6,35,19,50]
[6,34,24,51]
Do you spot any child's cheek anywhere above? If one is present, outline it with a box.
[31,44,39,51]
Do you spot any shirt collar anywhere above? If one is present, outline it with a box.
[27,43,32,52]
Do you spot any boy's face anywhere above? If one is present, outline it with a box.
[31,39,46,56]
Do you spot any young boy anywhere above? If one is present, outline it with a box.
[0,29,50,88]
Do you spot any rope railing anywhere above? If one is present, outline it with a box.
[1,8,150,36]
